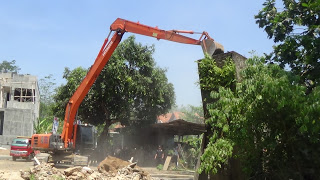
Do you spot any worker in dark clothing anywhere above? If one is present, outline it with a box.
[172,146,179,167]
[154,145,164,165]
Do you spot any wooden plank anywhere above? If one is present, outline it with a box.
[163,156,172,171]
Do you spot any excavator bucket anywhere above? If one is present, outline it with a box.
[201,39,224,57]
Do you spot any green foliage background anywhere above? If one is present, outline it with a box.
[198,56,236,175]
[255,0,320,92]
[197,0,320,178]
[199,55,320,179]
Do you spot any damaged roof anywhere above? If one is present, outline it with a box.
[150,119,206,136]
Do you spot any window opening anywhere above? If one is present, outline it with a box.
[14,88,36,102]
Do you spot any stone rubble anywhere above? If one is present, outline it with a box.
[20,163,66,180]
[20,156,153,180]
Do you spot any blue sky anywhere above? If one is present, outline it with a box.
[0,0,274,107]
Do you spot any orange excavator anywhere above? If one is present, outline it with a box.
[31,18,224,165]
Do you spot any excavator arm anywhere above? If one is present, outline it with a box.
[111,18,206,45]
[60,18,224,149]
[111,18,224,54]
[60,31,123,148]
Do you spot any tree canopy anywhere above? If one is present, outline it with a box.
[255,0,320,91]
[53,36,175,130]
[199,55,320,179]
[198,1,320,178]
[0,60,20,72]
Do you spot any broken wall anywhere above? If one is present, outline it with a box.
[196,51,247,180]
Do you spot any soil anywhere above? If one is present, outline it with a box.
[0,159,33,180]
[0,148,32,180]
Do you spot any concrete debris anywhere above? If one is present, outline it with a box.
[98,156,152,179]
[1,171,24,180]
[21,163,65,180]
[20,156,153,180]
[64,166,83,176]
[98,156,131,173]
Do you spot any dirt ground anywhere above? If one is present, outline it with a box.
[0,157,33,180]
[0,148,30,179]
[0,148,9,155]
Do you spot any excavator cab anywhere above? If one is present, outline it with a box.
[75,124,97,154]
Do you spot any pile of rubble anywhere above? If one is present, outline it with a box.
[20,163,65,180]
[20,156,152,180]
[98,156,151,180]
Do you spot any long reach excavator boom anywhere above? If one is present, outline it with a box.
[32,18,224,155]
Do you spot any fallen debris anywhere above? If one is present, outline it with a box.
[20,156,152,180]
[21,163,65,180]
[98,156,151,179]
[98,156,131,173]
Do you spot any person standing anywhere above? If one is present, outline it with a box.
[173,146,179,167]
[154,145,164,165]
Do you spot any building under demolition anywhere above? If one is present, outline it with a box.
[0,72,40,145]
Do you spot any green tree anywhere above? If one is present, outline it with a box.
[53,67,88,120]
[53,35,175,141]
[39,75,56,118]
[255,0,320,92]
[197,56,236,175]
[36,75,57,134]
[0,60,20,72]
[201,56,320,179]
[39,75,56,105]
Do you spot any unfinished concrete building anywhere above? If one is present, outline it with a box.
[0,72,40,145]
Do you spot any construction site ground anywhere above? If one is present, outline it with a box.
[0,147,193,180]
